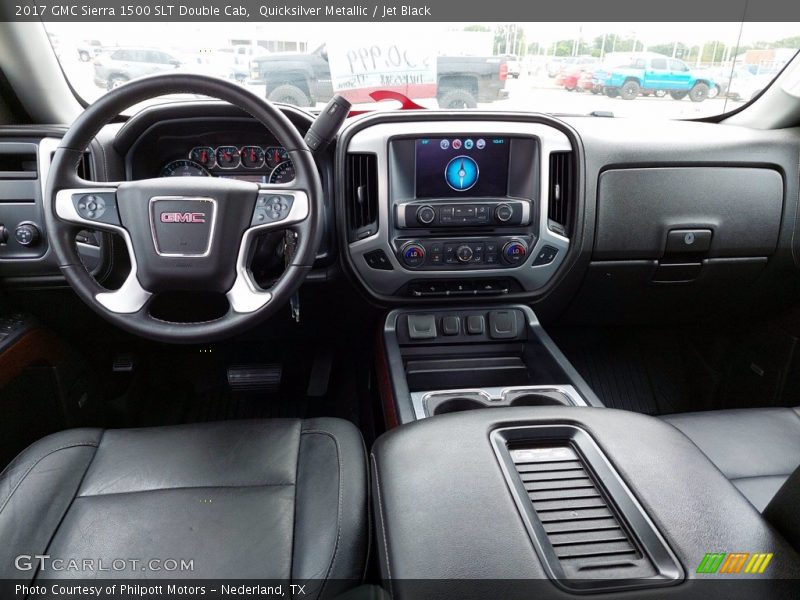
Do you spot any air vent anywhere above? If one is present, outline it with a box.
[50,151,93,181]
[345,153,378,241]
[0,143,38,179]
[548,151,574,237]
[492,425,683,593]
[509,446,640,573]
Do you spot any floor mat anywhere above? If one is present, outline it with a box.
[551,327,720,415]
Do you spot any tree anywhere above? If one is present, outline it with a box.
[494,24,527,56]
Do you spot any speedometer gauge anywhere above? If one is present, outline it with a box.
[160,159,210,177]
[215,146,240,169]
[269,161,295,184]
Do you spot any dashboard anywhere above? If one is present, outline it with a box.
[1,102,799,327]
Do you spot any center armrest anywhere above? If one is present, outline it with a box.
[370,407,800,598]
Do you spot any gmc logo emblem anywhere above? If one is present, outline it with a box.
[160,212,206,223]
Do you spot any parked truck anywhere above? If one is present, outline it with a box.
[250,45,509,109]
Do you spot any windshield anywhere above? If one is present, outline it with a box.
[44,22,800,118]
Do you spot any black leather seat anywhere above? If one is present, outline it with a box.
[662,407,800,512]
[0,418,368,595]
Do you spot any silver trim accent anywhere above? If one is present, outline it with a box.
[55,187,151,314]
[148,196,218,257]
[395,198,531,228]
[344,121,572,295]
[226,189,309,313]
[410,384,587,420]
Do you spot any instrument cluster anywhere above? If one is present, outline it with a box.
[160,145,295,184]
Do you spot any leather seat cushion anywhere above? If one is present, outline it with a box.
[0,418,367,597]
[662,407,800,511]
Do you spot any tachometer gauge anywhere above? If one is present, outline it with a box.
[189,146,215,168]
[240,145,265,169]
[160,159,210,177]
[269,161,295,184]
[215,146,240,169]
[265,146,289,169]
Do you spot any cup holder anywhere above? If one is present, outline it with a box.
[423,387,575,416]
[430,397,487,415]
[507,392,573,407]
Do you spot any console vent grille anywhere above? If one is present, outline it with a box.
[345,153,378,241]
[509,445,640,572]
[547,151,574,237]
[50,151,93,181]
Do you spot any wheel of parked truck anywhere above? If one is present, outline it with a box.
[107,76,129,91]
[654,90,667,98]
[670,90,688,100]
[708,85,720,99]
[438,89,478,109]
[689,82,710,102]
[620,80,640,100]
[604,87,619,98]
[267,84,311,107]
[79,50,90,62]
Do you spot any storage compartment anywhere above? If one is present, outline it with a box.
[595,167,783,260]
[381,305,603,422]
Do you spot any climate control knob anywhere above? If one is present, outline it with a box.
[400,242,426,268]
[456,244,474,263]
[501,240,528,265]
[495,203,513,223]
[416,205,436,225]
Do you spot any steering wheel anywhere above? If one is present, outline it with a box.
[44,73,322,343]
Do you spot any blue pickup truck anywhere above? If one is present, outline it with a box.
[596,53,717,101]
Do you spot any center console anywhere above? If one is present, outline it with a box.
[337,114,577,302]
[379,304,602,424]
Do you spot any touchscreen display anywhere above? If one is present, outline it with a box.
[415,137,509,198]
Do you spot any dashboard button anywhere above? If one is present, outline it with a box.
[533,245,559,266]
[365,249,393,271]
[456,245,474,263]
[495,203,513,222]
[501,240,528,265]
[400,242,426,268]
[14,223,40,247]
[441,316,460,336]
[466,315,485,335]
[416,205,436,225]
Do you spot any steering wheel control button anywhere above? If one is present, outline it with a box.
[666,229,712,254]
[489,310,519,339]
[441,316,460,336]
[73,192,119,225]
[495,203,513,223]
[501,240,528,265]
[407,314,437,340]
[400,242,426,268]
[14,223,40,247]
[416,205,436,225]
[252,194,294,226]
[364,249,393,271]
[533,245,559,266]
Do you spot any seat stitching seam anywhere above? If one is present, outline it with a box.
[301,429,343,600]
[730,473,794,482]
[0,441,99,517]
[370,453,393,592]
[77,482,295,498]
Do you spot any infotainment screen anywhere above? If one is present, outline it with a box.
[415,136,509,198]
